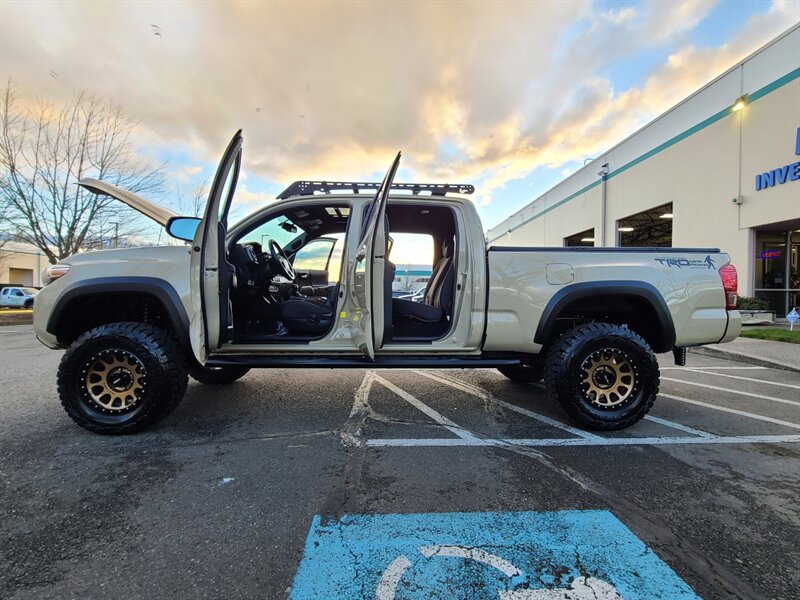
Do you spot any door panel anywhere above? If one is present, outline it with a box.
[189,131,243,363]
[295,269,329,287]
[348,152,401,359]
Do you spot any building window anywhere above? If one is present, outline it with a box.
[617,203,672,247]
[754,226,800,318]
[564,228,595,247]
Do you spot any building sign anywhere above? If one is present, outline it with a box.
[759,249,782,259]
[755,127,800,191]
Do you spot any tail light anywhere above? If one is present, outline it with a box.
[719,264,738,310]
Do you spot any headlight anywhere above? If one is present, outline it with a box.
[43,264,70,285]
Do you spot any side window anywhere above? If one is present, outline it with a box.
[13,289,23,297]
[388,233,434,294]
[0,289,7,296]
[293,239,335,272]
[292,234,346,284]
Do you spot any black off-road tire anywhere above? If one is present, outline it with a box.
[497,362,544,383]
[543,323,659,430]
[188,364,250,385]
[57,322,188,434]
[24,299,33,309]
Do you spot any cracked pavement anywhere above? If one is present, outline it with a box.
[1,324,799,599]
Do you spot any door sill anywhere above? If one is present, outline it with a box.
[206,355,522,369]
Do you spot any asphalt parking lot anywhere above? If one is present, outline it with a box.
[1,324,799,599]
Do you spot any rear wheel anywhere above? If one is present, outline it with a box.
[189,364,250,385]
[497,362,543,383]
[57,322,187,434]
[543,323,659,430]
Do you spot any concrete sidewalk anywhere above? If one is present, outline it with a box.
[690,336,800,372]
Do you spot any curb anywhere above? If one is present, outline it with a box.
[0,316,33,326]
[689,346,800,373]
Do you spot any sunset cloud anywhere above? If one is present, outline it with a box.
[1,0,796,229]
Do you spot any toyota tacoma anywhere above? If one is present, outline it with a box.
[33,131,741,434]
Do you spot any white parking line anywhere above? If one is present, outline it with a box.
[423,370,720,439]
[642,415,714,438]
[361,371,800,450]
[682,369,800,390]
[660,366,767,370]
[372,374,483,442]
[341,371,375,446]
[661,377,800,407]
[367,434,800,447]
[413,370,598,439]
[659,393,800,430]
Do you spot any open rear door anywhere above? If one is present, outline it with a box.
[348,152,401,359]
[188,130,243,364]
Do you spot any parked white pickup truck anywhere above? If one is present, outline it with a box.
[33,131,741,434]
[0,286,38,309]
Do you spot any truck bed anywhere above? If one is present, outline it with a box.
[482,246,741,354]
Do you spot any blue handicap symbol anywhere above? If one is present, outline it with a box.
[290,510,699,599]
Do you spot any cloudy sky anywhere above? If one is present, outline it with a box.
[2,0,798,235]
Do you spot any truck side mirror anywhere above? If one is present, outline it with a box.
[166,217,201,242]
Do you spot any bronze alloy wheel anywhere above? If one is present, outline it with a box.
[579,348,637,409]
[82,349,146,413]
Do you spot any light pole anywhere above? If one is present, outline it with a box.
[597,163,609,247]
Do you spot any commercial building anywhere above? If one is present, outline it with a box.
[0,241,47,287]
[487,25,800,318]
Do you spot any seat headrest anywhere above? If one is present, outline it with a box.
[441,237,454,259]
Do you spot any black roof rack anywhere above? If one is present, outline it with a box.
[276,180,475,200]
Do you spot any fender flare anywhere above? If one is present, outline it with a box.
[533,280,676,352]
[47,277,191,351]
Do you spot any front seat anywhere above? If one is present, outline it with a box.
[277,294,334,334]
[278,217,395,338]
[393,237,455,324]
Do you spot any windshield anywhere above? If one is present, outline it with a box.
[20,288,38,295]
[239,215,306,250]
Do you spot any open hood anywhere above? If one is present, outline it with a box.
[78,178,178,227]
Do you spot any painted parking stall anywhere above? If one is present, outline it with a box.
[290,511,698,599]
[351,367,800,448]
[287,359,800,598]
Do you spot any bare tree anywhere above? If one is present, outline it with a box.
[175,179,209,217]
[0,191,9,250]
[0,83,164,263]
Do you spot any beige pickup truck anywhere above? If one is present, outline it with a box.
[34,131,741,435]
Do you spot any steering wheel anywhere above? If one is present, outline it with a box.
[269,239,295,280]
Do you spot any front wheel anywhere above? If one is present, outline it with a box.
[57,322,188,434]
[544,323,659,430]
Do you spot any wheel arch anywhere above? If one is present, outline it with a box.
[47,277,191,351]
[534,281,676,353]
